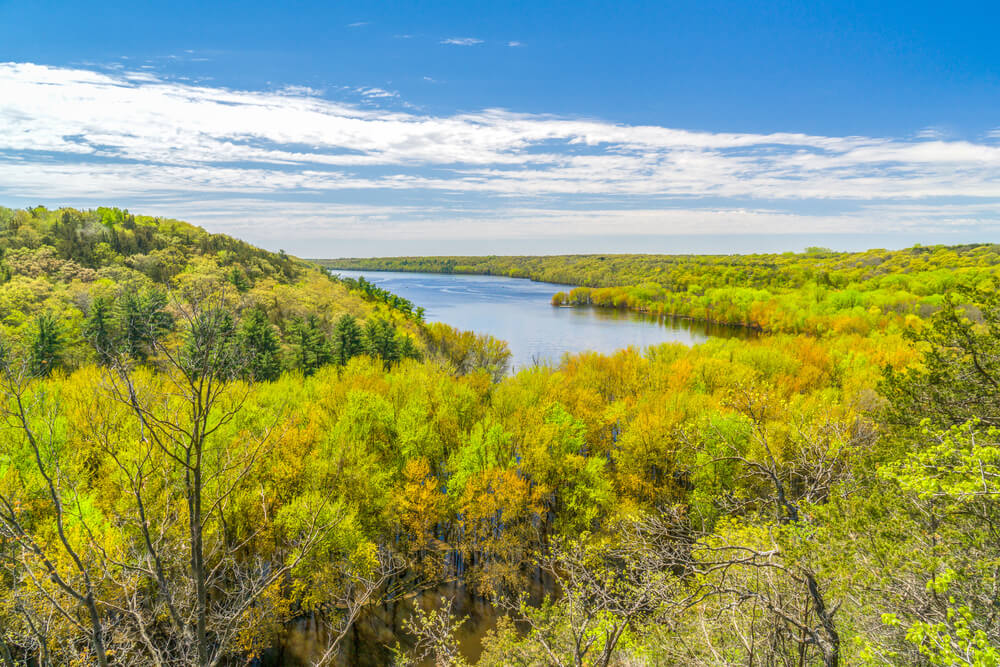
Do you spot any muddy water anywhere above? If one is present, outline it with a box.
[267,578,549,665]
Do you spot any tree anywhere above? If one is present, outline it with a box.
[363,318,400,369]
[330,313,363,367]
[884,281,1000,429]
[291,314,331,375]
[423,323,510,382]
[114,289,172,361]
[868,421,1000,664]
[237,306,281,381]
[227,266,250,293]
[361,317,419,369]
[84,296,115,365]
[394,597,469,667]
[478,515,701,667]
[28,313,62,378]
[180,307,239,380]
[90,299,351,665]
[680,384,871,667]
[0,352,110,666]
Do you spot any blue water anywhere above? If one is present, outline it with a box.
[334,270,746,371]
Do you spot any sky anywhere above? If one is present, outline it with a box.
[1,0,999,256]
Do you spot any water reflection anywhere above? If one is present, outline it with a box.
[333,270,751,370]
[267,580,534,666]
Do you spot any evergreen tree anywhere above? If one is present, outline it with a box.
[362,317,400,369]
[115,289,172,361]
[28,312,63,377]
[396,331,420,363]
[84,296,116,365]
[238,306,282,381]
[228,266,251,293]
[331,313,363,366]
[181,308,238,379]
[291,314,331,376]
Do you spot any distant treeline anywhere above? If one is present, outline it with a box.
[321,245,1000,335]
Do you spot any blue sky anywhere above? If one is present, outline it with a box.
[1,0,999,255]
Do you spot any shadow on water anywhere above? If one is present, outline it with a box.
[578,307,757,340]
[263,577,553,666]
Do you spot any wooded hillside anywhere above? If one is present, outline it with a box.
[0,207,996,665]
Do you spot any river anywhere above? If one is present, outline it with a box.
[333,270,749,369]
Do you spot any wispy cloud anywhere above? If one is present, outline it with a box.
[916,126,950,140]
[1,62,998,246]
[441,37,483,46]
[278,84,324,97]
[357,87,398,98]
[507,41,523,47]
[347,21,369,28]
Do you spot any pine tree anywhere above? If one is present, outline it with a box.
[362,317,400,369]
[115,289,173,361]
[28,312,63,377]
[182,308,238,379]
[238,307,282,381]
[292,314,331,376]
[331,313,363,366]
[84,296,116,365]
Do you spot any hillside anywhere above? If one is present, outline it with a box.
[0,206,428,375]
[0,206,997,665]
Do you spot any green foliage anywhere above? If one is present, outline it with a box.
[291,313,332,376]
[884,280,1000,429]
[331,313,363,366]
[28,312,63,377]
[83,296,115,364]
[362,316,420,369]
[8,204,1000,665]
[180,307,240,379]
[114,288,172,361]
[906,606,1000,667]
[324,244,1000,335]
[237,306,282,381]
[424,321,511,381]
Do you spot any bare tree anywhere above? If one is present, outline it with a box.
[394,595,469,667]
[84,294,349,665]
[0,291,396,665]
[686,384,874,667]
[0,353,111,666]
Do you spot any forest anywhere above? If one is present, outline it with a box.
[321,247,1000,336]
[0,206,997,666]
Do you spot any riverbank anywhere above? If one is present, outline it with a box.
[318,246,1000,336]
[329,269,751,370]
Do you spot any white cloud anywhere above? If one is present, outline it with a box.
[355,86,398,98]
[507,41,523,47]
[278,84,324,97]
[347,21,369,28]
[0,62,999,246]
[441,37,483,46]
[916,127,947,140]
